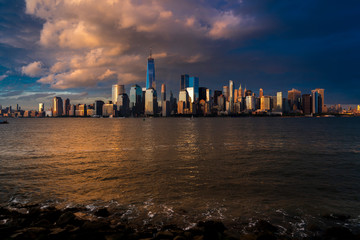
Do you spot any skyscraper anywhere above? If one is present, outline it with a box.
[95,100,104,116]
[130,84,142,115]
[259,88,264,98]
[312,88,325,113]
[288,88,302,110]
[145,88,157,115]
[117,93,130,117]
[161,84,166,103]
[206,89,212,103]
[53,97,63,117]
[223,86,229,100]
[64,98,70,116]
[180,74,189,91]
[189,76,199,101]
[39,103,44,112]
[112,84,121,104]
[312,91,319,114]
[199,87,207,101]
[246,95,256,111]
[146,50,155,89]
[239,84,243,98]
[186,87,195,103]
[276,92,283,112]
[229,80,234,113]
[260,96,271,111]
[302,94,312,115]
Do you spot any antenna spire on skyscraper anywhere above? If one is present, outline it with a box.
[149,48,152,58]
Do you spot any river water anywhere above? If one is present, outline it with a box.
[0,117,360,237]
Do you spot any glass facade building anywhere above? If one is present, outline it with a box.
[189,76,199,101]
[146,55,155,89]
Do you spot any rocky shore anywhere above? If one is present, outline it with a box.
[1,205,359,240]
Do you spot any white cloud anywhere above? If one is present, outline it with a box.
[21,61,45,77]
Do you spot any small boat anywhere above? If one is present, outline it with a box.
[0,120,9,124]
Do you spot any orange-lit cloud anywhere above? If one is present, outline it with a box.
[22,0,257,89]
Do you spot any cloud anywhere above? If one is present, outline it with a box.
[21,61,45,77]
[22,0,260,90]
[0,75,8,81]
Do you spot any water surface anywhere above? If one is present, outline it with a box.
[0,117,360,236]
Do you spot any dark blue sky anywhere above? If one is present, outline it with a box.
[0,0,359,109]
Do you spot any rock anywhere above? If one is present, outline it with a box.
[174,235,186,240]
[197,221,227,240]
[34,218,51,227]
[95,208,110,217]
[248,220,278,234]
[105,233,126,240]
[323,226,355,240]
[56,211,76,226]
[82,220,109,231]
[40,208,62,224]
[322,214,351,222]
[198,221,227,233]
[194,235,204,240]
[28,206,41,219]
[256,233,277,240]
[156,230,174,239]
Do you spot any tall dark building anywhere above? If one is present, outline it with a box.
[199,87,207,101]
[302,94,312,114]
[95,100,104,116]
[180,74,189,91]
[213,90,222,105]
[64,98,70,116]
[146,50,155,89]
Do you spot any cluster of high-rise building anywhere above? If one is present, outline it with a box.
[1,52,359,118]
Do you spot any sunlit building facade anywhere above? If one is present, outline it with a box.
[39,103,44,112]
[276,92,283,112]
[246,95,256,111]
[145,88,157,115]
[260,96,271,111]
[53,96,63,117]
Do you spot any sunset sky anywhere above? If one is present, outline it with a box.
[0,0,359,109]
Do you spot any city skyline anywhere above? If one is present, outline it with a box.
[1,1,360,109]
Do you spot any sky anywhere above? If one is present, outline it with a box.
[0,0,359,110]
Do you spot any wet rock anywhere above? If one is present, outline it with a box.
[34,218,51,227]
[323,226,355,240]
[95,208,110,217]
[248,220,278,234]
[56,211,76,226]
[28,206,42,218]
[40,208,62,224]
[82,220,110,231]
[322,214,351,222]
[194,235,204,240]
[12,227,48,240]
[105,233,126,240]
[197,221,227,240]
[256,233,277,240]
[174,235,186,240]
[156,230,174,239]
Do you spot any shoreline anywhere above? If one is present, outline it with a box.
[1,205,359,240]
